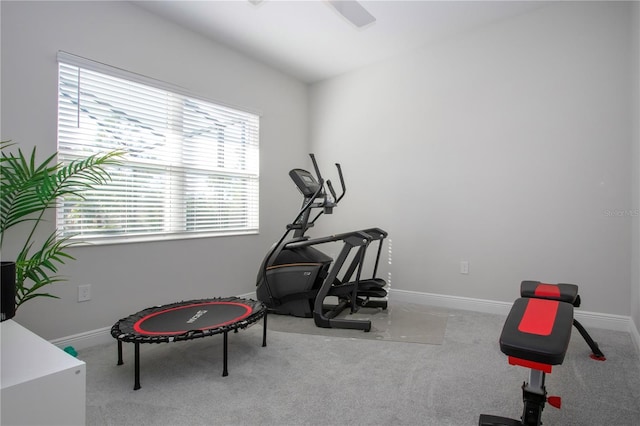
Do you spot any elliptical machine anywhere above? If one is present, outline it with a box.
[256,154,388,331]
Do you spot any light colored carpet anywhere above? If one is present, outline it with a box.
[80,303,640,426]
[266,301,448,344]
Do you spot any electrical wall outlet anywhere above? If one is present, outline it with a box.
[78,284,91,302]
[460,260,469,275]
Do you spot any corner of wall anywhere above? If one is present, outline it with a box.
[631,319,640,359]
[632,0,640,342]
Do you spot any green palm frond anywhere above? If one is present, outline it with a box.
[0,147,58,235]
[39,150,123,206]
[1,140,124,308]
[15,232,77,307]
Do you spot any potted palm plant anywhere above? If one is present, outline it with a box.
[0,140,122,319]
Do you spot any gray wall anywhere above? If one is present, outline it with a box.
[2,1,638,341]
[309,2,637,321]
[632,1,640,338]
[0,1,308,340]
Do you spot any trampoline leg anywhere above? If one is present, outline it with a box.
[262,312,267,347]
[222,331,229,377]
[134,343,141,391]
[117,340,123,366]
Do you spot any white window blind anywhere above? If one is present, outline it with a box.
[56,52,260,243]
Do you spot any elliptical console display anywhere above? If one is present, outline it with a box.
[256,154,388,331]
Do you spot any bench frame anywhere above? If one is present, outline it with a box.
[479,297,573,426]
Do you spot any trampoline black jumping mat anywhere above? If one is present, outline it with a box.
[111,297,267,390]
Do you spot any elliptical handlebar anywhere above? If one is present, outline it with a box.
[276,153,348,237]
[310,153,323,184]
[326,180,338,202]
[334,163,346,203]
[307,154,346,205]
[308,154,346,224]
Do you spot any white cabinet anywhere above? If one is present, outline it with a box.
[1,320,86,425]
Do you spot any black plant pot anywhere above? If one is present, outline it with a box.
[1,261,16,321]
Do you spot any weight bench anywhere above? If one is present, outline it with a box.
[520,280,605,360]
[479,297,574,425]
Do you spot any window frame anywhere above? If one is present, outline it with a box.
[56,51,261,245]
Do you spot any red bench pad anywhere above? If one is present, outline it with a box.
[520,280,579,305]
[499,298,573,366]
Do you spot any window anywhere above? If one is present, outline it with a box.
[56,52,260,244]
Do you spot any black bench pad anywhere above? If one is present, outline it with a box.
[520,280,579,305]
[500,297,573,366]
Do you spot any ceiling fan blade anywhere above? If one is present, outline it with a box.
[327,0,376,28]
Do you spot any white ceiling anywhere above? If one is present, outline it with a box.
[133,1,551,84]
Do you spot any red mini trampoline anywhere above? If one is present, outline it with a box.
[111,297,267,390]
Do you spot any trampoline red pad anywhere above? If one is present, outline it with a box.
[133,301,253,336]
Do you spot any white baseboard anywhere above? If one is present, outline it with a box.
[50,289,640,357]
[390,289,633,333]
[390,288,514,316]
[237,291,257,300]
[50,326,114,351]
